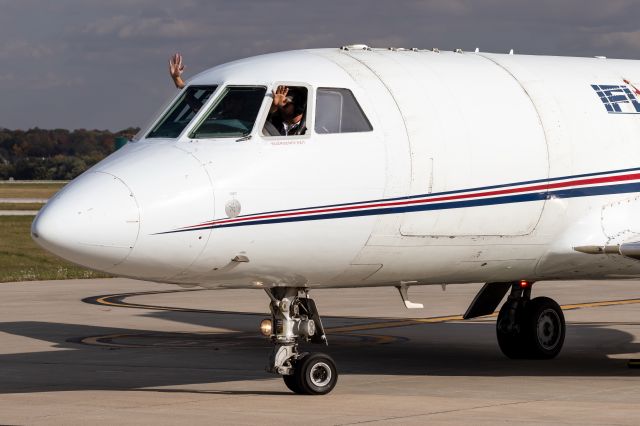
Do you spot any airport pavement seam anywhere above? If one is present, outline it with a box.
[334,398,547,424]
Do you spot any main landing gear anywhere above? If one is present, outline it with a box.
[260,288,337,395]
[464,281,566,359]
[496,281,566,359]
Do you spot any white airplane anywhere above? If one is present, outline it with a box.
[31,45,640,395]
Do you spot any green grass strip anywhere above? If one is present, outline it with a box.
[0,216,111,282]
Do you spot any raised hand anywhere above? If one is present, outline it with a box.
[169,53,186,88]
[272,85,289,108]
[169,53,185,78]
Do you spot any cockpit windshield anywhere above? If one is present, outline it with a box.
[189,86,267,139]
[147,85,217,139]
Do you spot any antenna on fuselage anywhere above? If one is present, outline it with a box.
[340,44,370,51]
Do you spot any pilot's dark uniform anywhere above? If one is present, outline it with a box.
[264,113,307,136]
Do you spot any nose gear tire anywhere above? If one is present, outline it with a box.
[284,353,338,395]
[283,369,304,394]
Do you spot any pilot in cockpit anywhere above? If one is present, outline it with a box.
[263,85,307,136]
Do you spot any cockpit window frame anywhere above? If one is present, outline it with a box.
[257,81,314,140]
[145,85,220,140]
[186,84,269,140]
[314,87,374,135]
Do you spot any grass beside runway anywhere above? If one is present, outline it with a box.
[0,181,64,212]
[0,216,110,282]
[0,203,45,211]
[0,181,66,199]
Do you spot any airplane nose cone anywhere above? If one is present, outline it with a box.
[32,171,140,271]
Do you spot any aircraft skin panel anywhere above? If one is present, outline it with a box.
[336,49,549,238]
[481,53,640,179]
[315,49,412,241]
[89,143,216,281]
[601,194,640,241]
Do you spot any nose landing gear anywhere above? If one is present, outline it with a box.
[262,288,337,395]
[496,282,566,359]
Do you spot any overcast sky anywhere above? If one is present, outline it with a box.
[2,0,640,131]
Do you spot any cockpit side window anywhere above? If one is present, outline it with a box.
[147,85,217,139]
[315,88,372,134]
[190,86,267,139]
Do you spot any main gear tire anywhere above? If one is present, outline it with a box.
[496,297,565,360]
[524,296,565,359]
[496,299,527,359]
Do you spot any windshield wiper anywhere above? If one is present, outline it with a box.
[236,133,252,142]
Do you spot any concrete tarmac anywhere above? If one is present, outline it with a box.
[1,278,639,425]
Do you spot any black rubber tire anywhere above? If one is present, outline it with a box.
[496,297,566,360]
[283,372,304,394]
[523,296,565,359]
[295,352,338,395]
[496,299,527,359]
[282,355,305,394]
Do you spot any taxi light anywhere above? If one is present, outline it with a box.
[260,319,273,336]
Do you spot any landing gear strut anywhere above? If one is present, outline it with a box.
[496,281,566,359]
[262,288,337,395]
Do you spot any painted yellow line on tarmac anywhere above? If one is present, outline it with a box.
[326,299,640,334]
[82,334,135,348]
[95,295,190,312]
[326,315,465,333]
[80,331,401,349]
[351,334,402,345]
[561,298,640,310]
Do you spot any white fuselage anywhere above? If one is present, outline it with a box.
[32,48,640,289]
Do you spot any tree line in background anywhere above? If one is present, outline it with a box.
[0,128,139,180]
